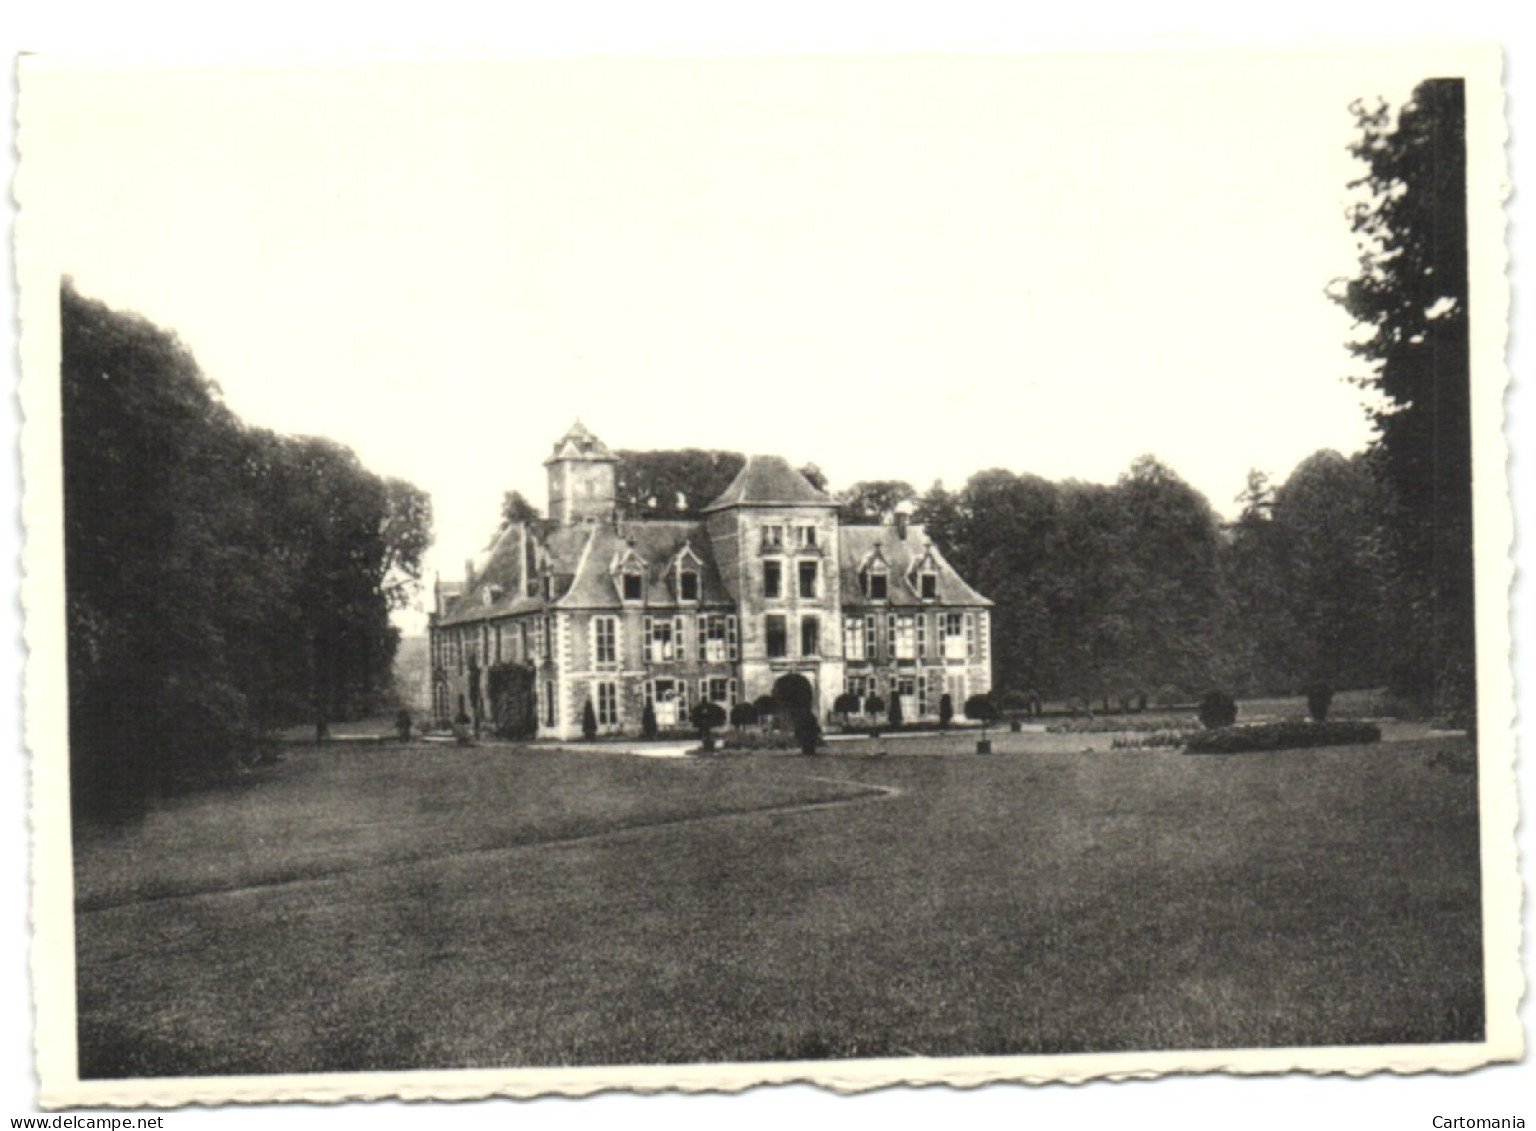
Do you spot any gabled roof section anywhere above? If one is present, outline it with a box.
[437,522,591,626]
[702,454,833,512]
[838,524,992,608]
[543,419,617,466]
[557,521,733,610]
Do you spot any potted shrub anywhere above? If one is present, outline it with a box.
[938,693,953,730]
[582,699,598,742]
[395,709,413,740]
[641,701,658,740]
[965,693,998,753]
[691,700,727,752]
[999,689,1031,732]
[887,690,904,730]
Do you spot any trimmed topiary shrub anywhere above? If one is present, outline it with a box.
[1186,719,1381,754]
[581,699,598,741]
[833,692,861,720]
[641,702,658,740]
[938,693,953,729]
[753,695,778,728]
[690,700,727,750]
[793,709,822,756]
[864,693,885,717]
[395,709,412,740]
[1198,689,1238,729]
[999,689,1032,731]
[964,693,998,752]
[729,701,758,730]
[1305,681,1334,722]
[887,691,904,728]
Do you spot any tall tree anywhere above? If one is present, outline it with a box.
[836,479,917,524]
[613,449,745,516]
[1332,79,1474,722]
[62,283,432,809]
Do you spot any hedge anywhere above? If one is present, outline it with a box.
[1185,719,1382,754]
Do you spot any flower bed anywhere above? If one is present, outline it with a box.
[1111,729,1201,750]
[1048,714,1195,735]
[1185,720,1382,754]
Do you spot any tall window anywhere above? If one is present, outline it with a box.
[702,677,735,704]
[594,616,617,665]
[701,615,728,662]
[843,615,866,660]
[596,681,618,725]
[766,614,788,658]
[764,559,783,599]
[892,615,916,660]
[646,616,675,662]
[800,615,820,657]
[798,560,818,599]
[797,524,817,548]
[679,570,699,602]
[944,612,966,660]
[762,524,784,550]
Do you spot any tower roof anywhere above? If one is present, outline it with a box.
[543,419,617,465]
[702,454,833,512]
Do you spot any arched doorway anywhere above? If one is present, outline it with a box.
[772,672,815,719]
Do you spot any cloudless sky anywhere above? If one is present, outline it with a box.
[28,50,1422,619]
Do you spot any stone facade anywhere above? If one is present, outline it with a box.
[429,422,992,739]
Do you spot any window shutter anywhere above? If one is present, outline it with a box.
[699,678,708,704]
[678,682,689,717]
[729,678,738,705]
[674,616,685,662]
[643,615,653,663]
[613,617,624,667]
[727,615,738,660]
[698,617,708,662]
[965,613,975,658]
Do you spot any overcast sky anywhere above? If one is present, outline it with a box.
[28,50,1427,620]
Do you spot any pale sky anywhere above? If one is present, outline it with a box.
[24,50,1427,622]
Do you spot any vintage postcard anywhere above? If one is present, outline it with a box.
[15,43,1518,1107]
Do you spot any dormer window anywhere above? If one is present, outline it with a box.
[763,525,784,550]
[611,542,649,604]
[866,571,888,600]
[680,570,699,602]
[920,573,937,600]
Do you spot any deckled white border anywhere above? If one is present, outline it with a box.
[14,40,1520,1109]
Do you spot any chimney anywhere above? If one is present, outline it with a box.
[464,558,476,586]
[894,499,915,540]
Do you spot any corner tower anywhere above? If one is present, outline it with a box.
[545,420,617,525]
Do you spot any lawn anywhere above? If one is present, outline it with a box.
[73,734,1484,1077]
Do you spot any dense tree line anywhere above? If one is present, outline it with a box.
[912,454,1389,705]
[63,283,431,812]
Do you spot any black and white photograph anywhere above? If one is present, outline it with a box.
[9,30,1522,1117]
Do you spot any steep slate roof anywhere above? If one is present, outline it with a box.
[439,519,734,624]
[557,520,733,609]
[838,524,992,607]
[702,454,833,512]
[544,419,617,465]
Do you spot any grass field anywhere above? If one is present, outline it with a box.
[73,733,1484,1077]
